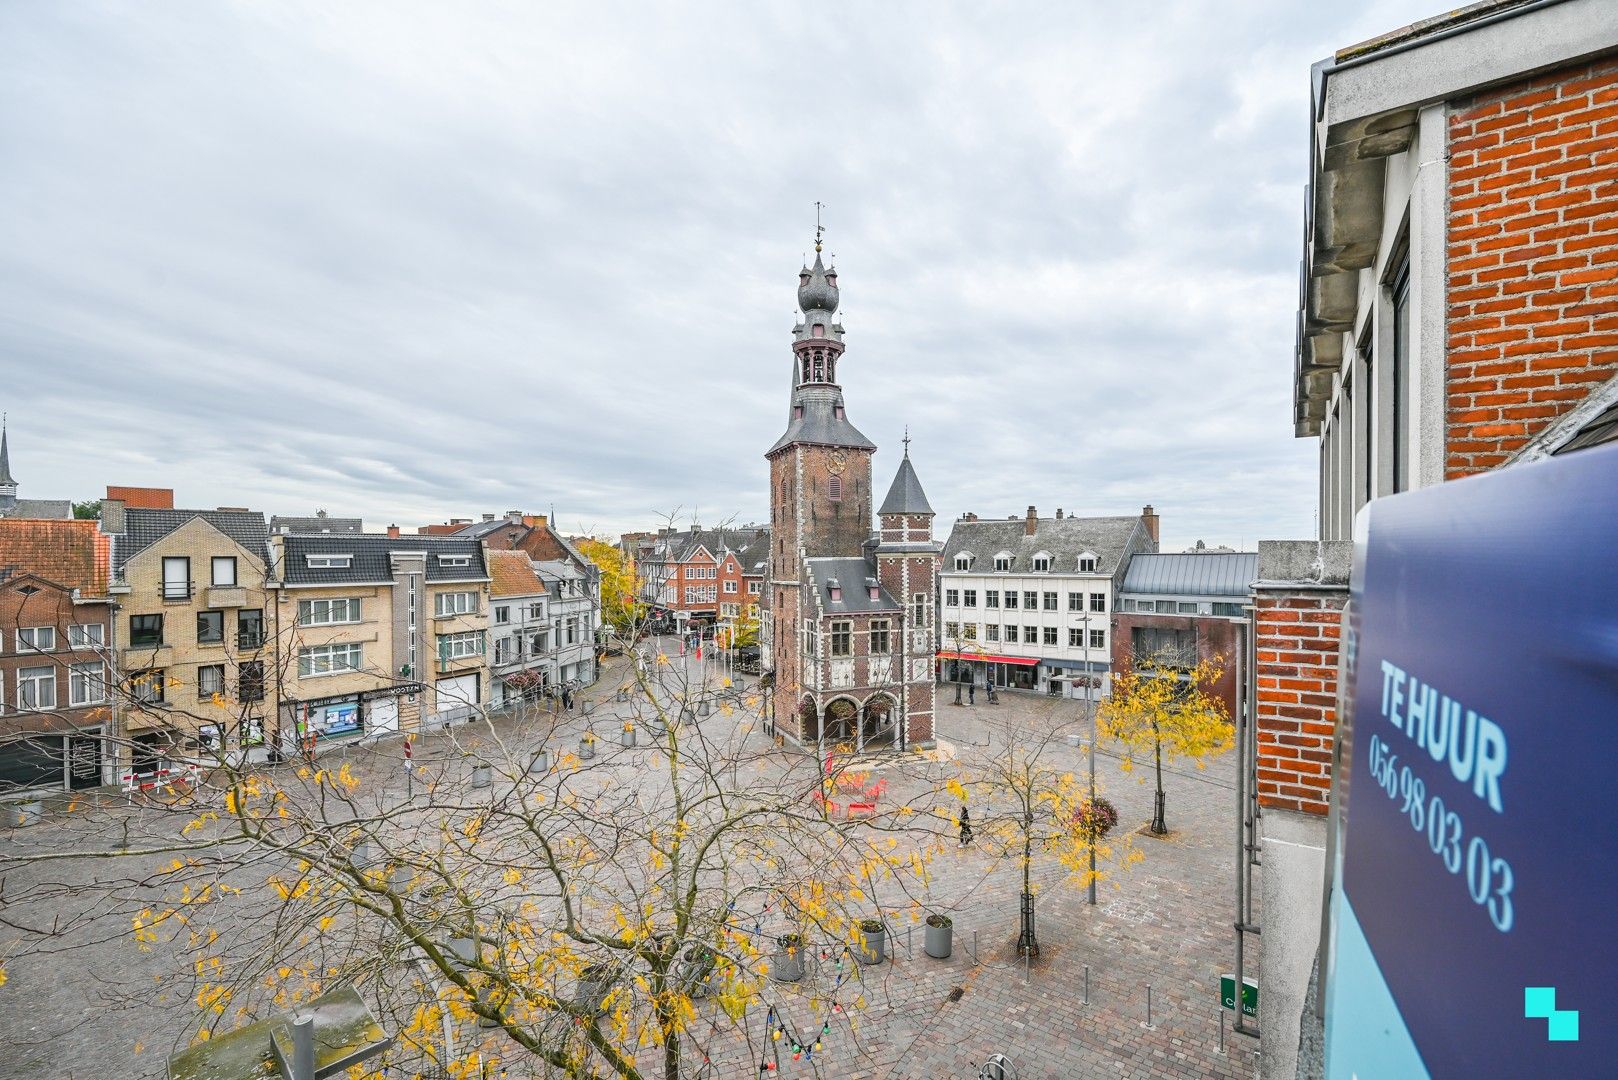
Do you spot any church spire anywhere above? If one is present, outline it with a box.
[0,415,16,511]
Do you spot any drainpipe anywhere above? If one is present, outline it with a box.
[1232,606,1260,1038]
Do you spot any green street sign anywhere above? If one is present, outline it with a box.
[1221,974,1258,1017]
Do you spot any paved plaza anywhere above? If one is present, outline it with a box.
[0,650,1259,1079]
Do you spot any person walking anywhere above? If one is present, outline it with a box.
[968,682,976,705]
[958,804,974,847]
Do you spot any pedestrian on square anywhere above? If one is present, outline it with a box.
[968,682,976,705]
[958,804,973,847]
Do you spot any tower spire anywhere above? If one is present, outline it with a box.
[0,413,16,511]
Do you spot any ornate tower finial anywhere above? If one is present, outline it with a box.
[902,426,911,457]
[814,200,825,253]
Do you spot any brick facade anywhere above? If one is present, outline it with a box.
[1110,611,1241,717]
[1252,590,1345,816]
[1446,58,1618,476]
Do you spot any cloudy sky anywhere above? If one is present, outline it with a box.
[1,1,1441,549]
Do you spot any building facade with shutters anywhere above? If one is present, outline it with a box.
[760,233,941,751]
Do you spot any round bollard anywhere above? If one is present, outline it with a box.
[471,763,492,789]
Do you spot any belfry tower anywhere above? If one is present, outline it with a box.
[761,222,940,750]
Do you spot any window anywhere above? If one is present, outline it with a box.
[493,637,514,665]
[1090,629,1106,650]
[1023,591,1038,609]
[162,556,191,599]
[197,611,224,645]
[1042,626,1057,646]
[238,661,265,702]
[69,623,105,649]
[1069,628,1082,647]
[1079,557,1098,573]
[963,623,978,641]
[685,565,716,579]
[69,662,105,706]
[945,589,960,607]
[237,610,264,648]
[494,605,510,624]
[435,591,479,616]
[18,666,56,709]
[1090,593,1106,613]
[985,624,1000,642]
[724,580,738,593]
[911,593,930,629]
[748,580,761,595]
[684,585,717,604]
[1132,626,1194,662]
[1004,625,1018,643]
[828,475,842,501]
[1032,554,1051,572]
[1178,601,1199,614]
[984,590,999,608]
[130,668,166,705]
[130,614,163,648]
[300,642,363,677]
[565,618,578,645]
[437,554,472,568]
[198,664,226,700]
[299,598,362,626]
[1025,625,1038,645]
[1042,591,1057,611]
[528,602,545,619]
[944,621,960,639]
[964,589,977,608]
[870,620,891,653]
[1392,256,1411,493]
[1213,602,1244,617]
[211,556,237,586]
[829,620,852,656]
[954,555,972,571]
[1003,590,1018,610]
[17,627,55,652]
[1068,592,1082,611]
[994,555,1012,572]
[1155,600,1176,614]
[306,553,353,569]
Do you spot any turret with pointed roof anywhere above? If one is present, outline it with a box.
[0,416,16,511]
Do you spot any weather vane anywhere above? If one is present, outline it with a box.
[902,425,911,456]
[815,200,825,253]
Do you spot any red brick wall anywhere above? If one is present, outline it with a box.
[1110,612,1241,717]
[1446,59,1618,476]
[1253,590,1346,815]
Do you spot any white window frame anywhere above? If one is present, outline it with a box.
[299,642,363,678]
[724,579,738,594]
[69,662,106,706]
[69,623,105,649]
[298,597,362,626]
[306,553,353,569]
[18,666,57,710]
[1089,629,1106,650]
[197,663,226,700]
[434,591,479,617]
[18,626,56,653]
[437,553,473,568]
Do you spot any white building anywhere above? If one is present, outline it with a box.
[936,505,1158,697]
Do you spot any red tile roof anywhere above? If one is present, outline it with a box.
[0,519,111,595]
[106,485,174,509]
[487,549,545,598]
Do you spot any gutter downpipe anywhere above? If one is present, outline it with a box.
[1233,605,1260,1038]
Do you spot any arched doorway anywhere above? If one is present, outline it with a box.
[823,698,859,745]
[861,694,899,749]
[799,697,820,743]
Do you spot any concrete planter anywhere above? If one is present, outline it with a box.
[574,963,615,1015]
[579,736,596,761]
[471,763,493,789]
[924,914,953,959]
[621,725,636,748]
[616,688,630,703]
[697,698,712,718]
[6,800,44,828]
[856,919,886,965]
[771,934,806,983]
[529,749,550,774]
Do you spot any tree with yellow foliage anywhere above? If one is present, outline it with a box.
[956,712,1140,957]
[1098,650,1233,835]
[0,610,949,1080]
[576,536,644,636]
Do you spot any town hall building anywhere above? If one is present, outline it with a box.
[759,231,940,752]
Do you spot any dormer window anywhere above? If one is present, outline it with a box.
[1032,551,1053,572]
[954,556,971,571]
[827,577,842,602]
[994,552,1013,572]
[1078,554,1098,573]
[438,554,472,568]
[812,323,826,338]
[869,586,880,600]
[306,554,352,569]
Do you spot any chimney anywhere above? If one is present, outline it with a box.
[1141,504,1160,545]
[99,498,125,535]
[387,524,400,538]
[1025,506,1038,537]
[505,510,523,522]
[1056,509,1064,520]
[482,513,496,522]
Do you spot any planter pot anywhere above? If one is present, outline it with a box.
[579,737,596,761]
[771,935,806,983]
[471,763,493,789]
[529,749,550,774]
[856,919,886,965]
[621,727,636,748]
[679,706,695,726]
[697,698,712,718]
[616,688,629,703]
[388,864,414,895]
[924,914,953,959]
[574,963,615,1015]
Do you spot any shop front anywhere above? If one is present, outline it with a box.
[937,650,1040,691]
[285,684,420,753]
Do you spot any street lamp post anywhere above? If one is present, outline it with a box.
[1084,608,1097,906]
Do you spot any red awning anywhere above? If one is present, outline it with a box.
[936,650,1039,667]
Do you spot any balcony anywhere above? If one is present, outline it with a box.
[162,581,195,602]
[206,585,248,608]
[237,631,266,651]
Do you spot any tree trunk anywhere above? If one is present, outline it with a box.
[1016,813,1038,955]
[1150,724,1167,834]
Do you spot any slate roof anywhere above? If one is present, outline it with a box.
[0,518,111,595]
[768,387,876,456]
[1121,552,1258,598]
[269,513,363,535]
[647,527,771,566]
[940,515,1148,576]
[878,455,933,516]
[116,508,270,574]
[806,557,901,614]
[278,534,488,586]
[0,499,73,520]
[488,549,546,598]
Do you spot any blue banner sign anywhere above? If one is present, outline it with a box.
[1326,444,1618,1078]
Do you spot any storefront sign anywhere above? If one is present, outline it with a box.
[1325,445,1618,1077]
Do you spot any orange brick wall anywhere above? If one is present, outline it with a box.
[1254,591,1346,815]
[1446,59,1618,477]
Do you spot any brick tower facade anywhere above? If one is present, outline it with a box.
[761,231,939,750]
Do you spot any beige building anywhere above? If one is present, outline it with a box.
[105,502,276,773]
[272,532,492,749]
